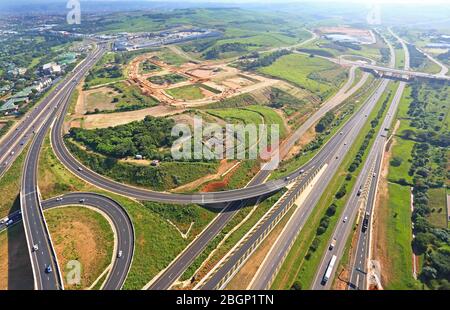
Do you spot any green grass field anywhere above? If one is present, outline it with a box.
[166,84,205,100]
[383,183,420,290]
[427,188,447,228]
[259,53,347,101]
[388,137,415,184]
[157,49,189,66]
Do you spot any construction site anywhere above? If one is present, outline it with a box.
[127,52,279,108]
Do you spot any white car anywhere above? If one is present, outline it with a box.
[33,244,39,252]
[343,216,348,223]
[117,250,123,258]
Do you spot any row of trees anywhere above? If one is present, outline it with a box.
[315,111,335,133]
[348,91,392,173]
[240,49,291,71]
[203,42,257,59]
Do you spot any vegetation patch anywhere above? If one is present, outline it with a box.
[148,73,187,85]
[166,84,205,100]
[258,53,347,101]
[45,207,114,290]
[37,132,217,290]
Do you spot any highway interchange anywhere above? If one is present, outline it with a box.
[0,27,443,291]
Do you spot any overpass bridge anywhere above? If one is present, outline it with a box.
[343,60,450,82]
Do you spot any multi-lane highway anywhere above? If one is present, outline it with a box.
[145,63,371,290]
[311,32,408,290]
[247,78,390,290]
[20,44,107,290]
[1,192,134,290]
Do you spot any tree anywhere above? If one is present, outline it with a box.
[390,157,403,167]
[291,281,302,290]
[412,233,436,254]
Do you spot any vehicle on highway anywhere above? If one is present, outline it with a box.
[343,216,348,223]
[79,199,86,203]
[300,169,305,174]
[77,167,83,171]
[322,255,337,285]
[362,212,370,233]
[117,250,123,258]
[45,265,52,273]
[56,197,63,202]
[357,186,362,196]
[329,238,337,251]
[5,219,13,227]
[33,244,39,252]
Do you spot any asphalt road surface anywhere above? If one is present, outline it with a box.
[247,78,390,290]
[146,62,368,290]
[42,193,134,290]
[1,192,134,290]
[20,45,107,290]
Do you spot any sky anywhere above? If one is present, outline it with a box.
[2,0,449,4]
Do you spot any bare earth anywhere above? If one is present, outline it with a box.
[77,106,183,129]
[371,121,400,287]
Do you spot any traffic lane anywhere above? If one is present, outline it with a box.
[249,79,390,289]
[42,193,134,290]
[311,142,380,290]
[249,116,365,289]
[208,87,382,290]
[0,47,104,177]
[348,82,406,290]
[155,79,387,289]
[20,47,107,290]
[201,169,317,290]
[0,210,22,232]
[21,110,62,290]
[315,82,401,290]
[148,201,243,290]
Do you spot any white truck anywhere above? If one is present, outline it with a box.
[322,255,337,285]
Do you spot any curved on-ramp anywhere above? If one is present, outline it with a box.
[42,192,134,290]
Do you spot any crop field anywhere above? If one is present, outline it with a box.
[259,53,347,101]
